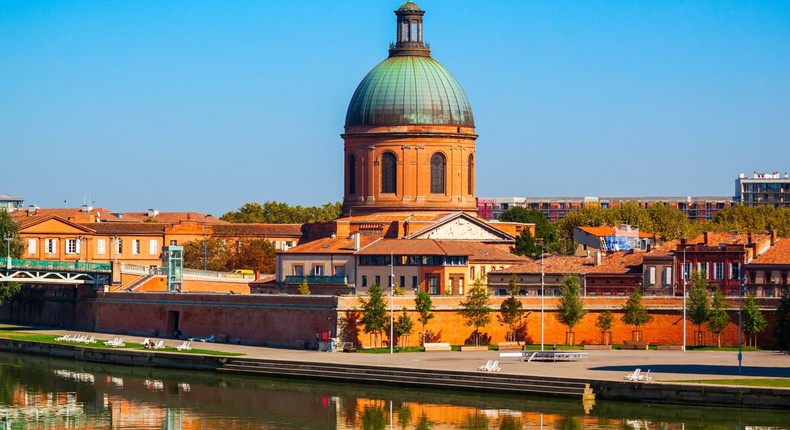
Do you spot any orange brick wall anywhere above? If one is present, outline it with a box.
[337,296,777,348]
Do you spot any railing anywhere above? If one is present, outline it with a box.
[1,257,111,272]
[284,275,349,284]
[118,264,254,280]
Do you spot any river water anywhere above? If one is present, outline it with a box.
[0,351,788,429]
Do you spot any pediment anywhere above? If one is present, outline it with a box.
[19,216,94,235]
[405,212,513,242]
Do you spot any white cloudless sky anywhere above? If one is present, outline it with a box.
[2,1,789,216]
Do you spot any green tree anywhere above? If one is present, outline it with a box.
[645,204,691,240]
[228,239,276,273]
[414,290,434,345]
[359,284,388,348]
[182,237,232,271]
[707,287,731,348]
[221,201,342,224]
[772,289,790,353]
[742,294,767,347]
[595,310,614,345]
[459,278,492,346]
[393,307,414,347]
[621,289,652,340]
[298,279,311,295]
[609,202,652,231]
[0,210,23,304]
[556,275,586,344]
[497,275,524,343]
[498,208,561,253]
[686,271,712,345]
[510,229,541,259]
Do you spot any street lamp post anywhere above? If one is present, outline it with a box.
[3,234,13,270]
[682,247,687,351]
[390,253,394,355]
[738,257,745,374]
[540,249,545,351]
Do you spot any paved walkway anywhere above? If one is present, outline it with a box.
[15,327,790,384]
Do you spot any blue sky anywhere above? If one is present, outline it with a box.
[2,1,789,216]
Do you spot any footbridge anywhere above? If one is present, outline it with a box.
[0,258,111,286]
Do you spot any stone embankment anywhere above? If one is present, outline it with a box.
[219,357,594,399]
[2,337,789,409]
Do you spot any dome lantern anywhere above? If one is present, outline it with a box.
[390,1,429,57]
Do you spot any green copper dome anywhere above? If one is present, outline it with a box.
[345,56,475,127]
[398,1,422,11]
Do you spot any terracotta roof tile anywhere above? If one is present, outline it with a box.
[78,223,166,235]
[492,251,645,275]
[119,212,228,224]
[11,207,121,223]
[355,239,527,263]
[577,226,615,237]
[212,223,302,237]
[690,232,771,246]
[751,238,790,265]
[284,236,377,254]
[645,240,680,256]
[490,255,594,275]
[585,252,644,274]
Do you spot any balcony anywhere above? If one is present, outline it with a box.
[285,275,349,284]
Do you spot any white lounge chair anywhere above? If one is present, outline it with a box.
[55,334,72,342]
[82,335,95,344]
[72,334,86,343]
[141,338,150,347]
[478,360,494,371]
[176,341,192,351]
[624,368,641,381]
[104,337,125,347]
[153,340,165,349]
[638,369,651,382]
[489,360,501,371]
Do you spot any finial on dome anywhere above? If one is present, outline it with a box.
[390,1,430,57]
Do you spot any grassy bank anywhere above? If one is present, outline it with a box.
[0,325,242,356]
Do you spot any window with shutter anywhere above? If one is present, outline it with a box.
[97,239,106,255]
[27,239,36,255]
[149,240,158,255]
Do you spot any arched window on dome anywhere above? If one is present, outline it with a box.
[348,154,356,195]
[381,153,397,194]
[467,154,474,195]
[430,153,446,194]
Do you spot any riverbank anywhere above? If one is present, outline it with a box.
[1,326,789,410]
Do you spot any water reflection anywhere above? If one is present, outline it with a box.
[1,351,788,429]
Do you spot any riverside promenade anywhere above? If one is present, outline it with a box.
[4,326,790,409]
[23,327,790,382]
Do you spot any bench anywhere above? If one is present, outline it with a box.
[423,342,452,352]
[656,344,683,351]
[583,344,611,350]
[460,345,488,352]
[621,340,649,350]
[497,341,523,350]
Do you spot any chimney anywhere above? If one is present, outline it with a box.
[703,232,709,245]
[147,209,159,218]
[747,232,753,245]
[353,233,360,251]
[771,230,778,246]
[595,251,602,266]
[81,204,92,213]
